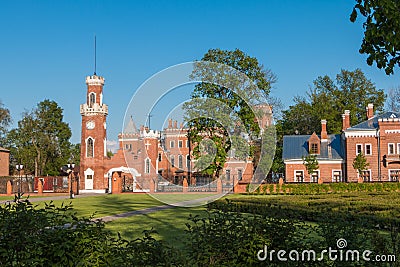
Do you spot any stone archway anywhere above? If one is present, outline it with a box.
[106,167,141,193]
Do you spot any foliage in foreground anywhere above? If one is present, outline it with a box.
[1,194,399,266]
[0,196,181,266]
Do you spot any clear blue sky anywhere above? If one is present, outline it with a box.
[1,0,399,145]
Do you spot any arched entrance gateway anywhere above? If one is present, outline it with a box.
[107,167,143,194]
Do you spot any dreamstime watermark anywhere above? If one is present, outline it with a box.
[257,238,396,263]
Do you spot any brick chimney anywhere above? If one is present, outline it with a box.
[168,118,172,128]
[342,110,350,131]
[173,120,178,129]
[366,103,374,119]
[321,119,328,141]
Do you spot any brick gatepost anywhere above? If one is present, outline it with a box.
[37,179,43,195]
[6,180,12,196]
[182,178,188,193]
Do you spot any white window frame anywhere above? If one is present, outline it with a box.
[364,144,372,156]
[332,170,342,182]
[186,140,189,148]
[388,143,395,155]
[389,169,400,182]
[294,170,304,183]
[178,140,183,148]
[310,170,319,183]
[397,143,400,154]
[356,144,363,155]
[357,169,372,182]
[170,140,175,148]
[170,155,175,167]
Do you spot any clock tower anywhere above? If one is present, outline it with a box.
[80,74,108,191]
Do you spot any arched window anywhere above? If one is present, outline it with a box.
[87,138,94,158]
[178,155,183,169]
[89,93,96,107]
[170,155,175,167]
[145,158,150,174]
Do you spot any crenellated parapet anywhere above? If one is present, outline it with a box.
[80,103,108,116]
[86,75,105,86]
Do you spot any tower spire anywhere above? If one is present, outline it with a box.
[94,35,97,75]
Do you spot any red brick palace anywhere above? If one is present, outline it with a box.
[78,73,271,193]
[283,104,400,183]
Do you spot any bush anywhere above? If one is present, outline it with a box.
[0,195,182,266]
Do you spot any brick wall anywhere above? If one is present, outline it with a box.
[0,150,9,176]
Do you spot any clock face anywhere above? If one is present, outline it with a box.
[86,121,95,130]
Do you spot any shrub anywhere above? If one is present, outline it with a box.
[0,195,182,266]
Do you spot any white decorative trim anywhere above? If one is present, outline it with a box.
[80,103,108,116]
[344,130,377,138]
[84,168,94,176]
[141,129,159,138]
[379,117,400,122]
[119,138,139,142]
[86,75,105,86]
[284,159,344,164]
[385,129,400,134]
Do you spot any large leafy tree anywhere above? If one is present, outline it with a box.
[184,48,276,178]
[0,101,11,146]
[7,100,73,176]
[281,69,385,135]
[386,86,400,112]
[350,0,400,75]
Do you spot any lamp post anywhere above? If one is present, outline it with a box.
[67,163,75,199]
[16,164,23,194]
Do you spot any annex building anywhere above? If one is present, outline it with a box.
[283,104,400,183]
[78,73,272,193]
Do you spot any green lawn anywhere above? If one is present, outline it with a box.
[31,193,215,218]
[104,206,207,248]
[8,191,399,249]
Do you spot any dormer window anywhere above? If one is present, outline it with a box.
[308,132,320,154]
[310,143,319,154]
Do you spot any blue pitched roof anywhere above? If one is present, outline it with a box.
[282,134,344,160]
[347,112,400,130]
